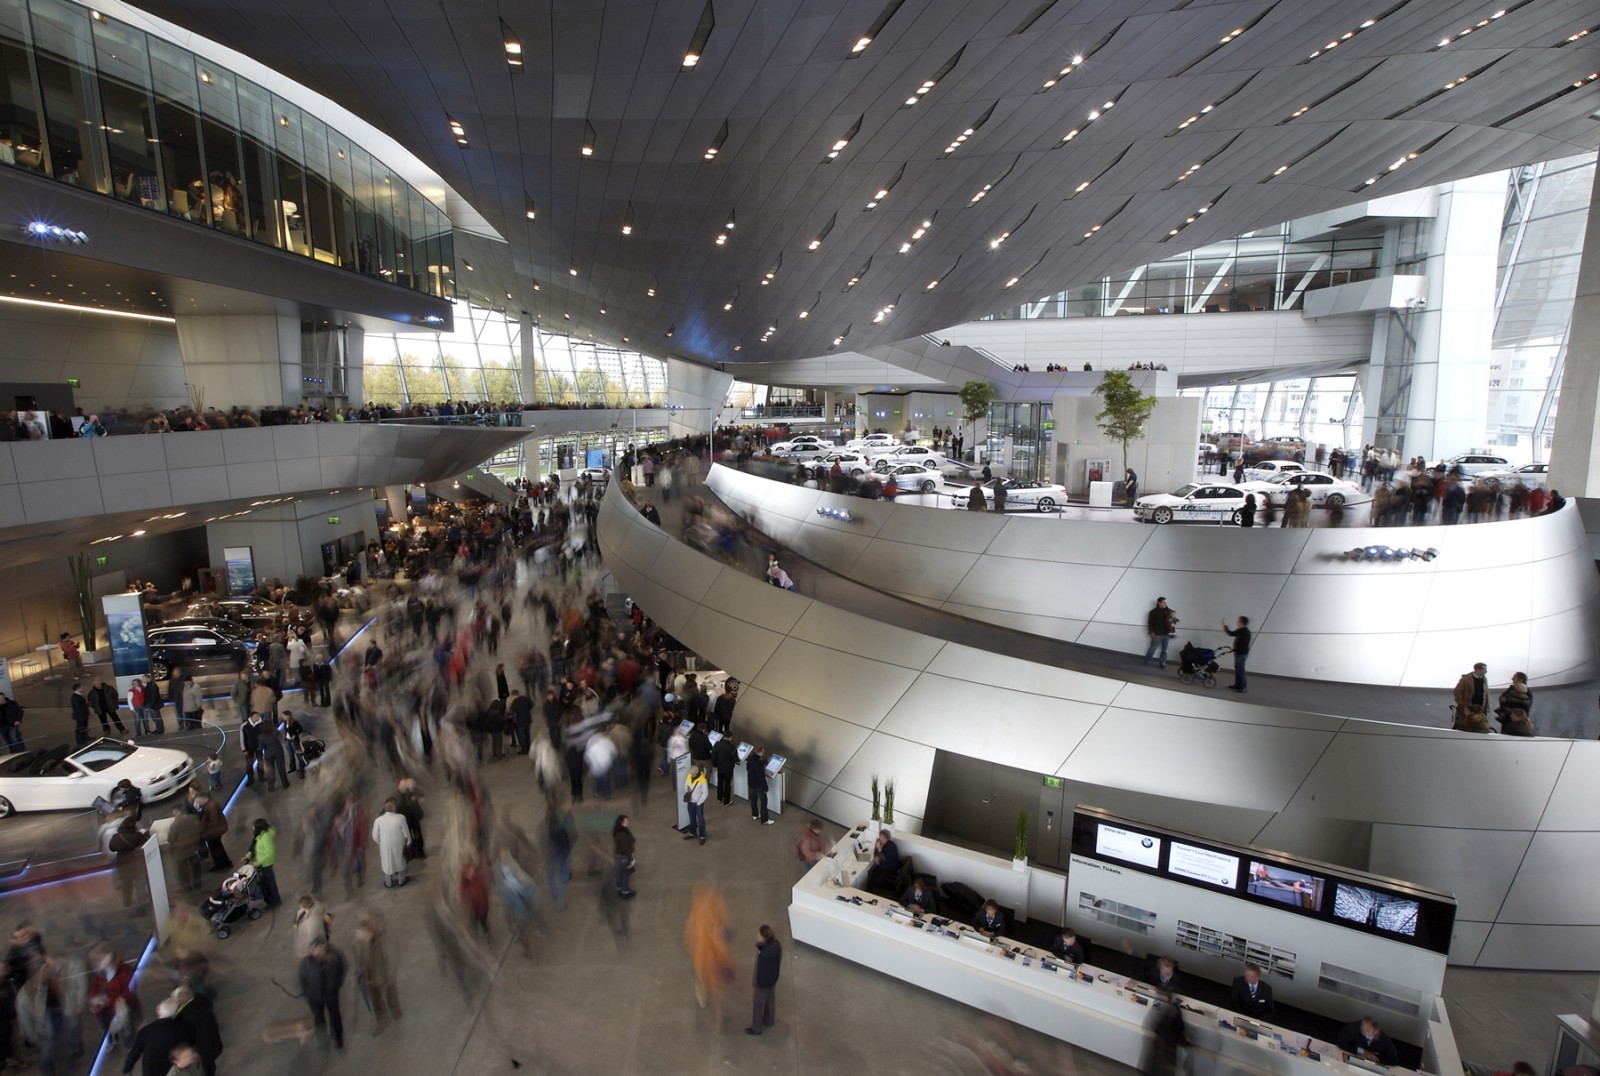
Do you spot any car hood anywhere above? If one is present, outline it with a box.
[119,745,195,775]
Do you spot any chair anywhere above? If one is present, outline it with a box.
[171,189,191,217]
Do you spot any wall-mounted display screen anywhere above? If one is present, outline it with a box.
[1169,843,1240,889]
[1334,883,1420,937]
[1070,808,1455,955]
[1096,823,1162,869]
[1248,862,1326,912]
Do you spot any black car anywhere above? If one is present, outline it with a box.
[181,595,303,630]
[145,624,253,681]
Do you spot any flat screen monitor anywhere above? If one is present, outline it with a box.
[736,742,754,762]
[676,719,694,737]
[1247,861,1325,912]
[765,754,786,776]
[1334,882,1420,937]
[1168,842,1239,889]
[1095,823,1161,869]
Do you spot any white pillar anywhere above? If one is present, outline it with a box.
[666,356,733,440]
[1547,163,1600,496]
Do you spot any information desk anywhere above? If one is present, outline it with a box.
[791,830,1451,1076]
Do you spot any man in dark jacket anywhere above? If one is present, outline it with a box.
[173,985,223,1076]
[89,679,127,735]
[1221,615,1252,694]
[299,938,347,1049]
[122,999,193,1076]
[196,793,229,871]
[0,693,23,754]
[711,682,737,735]
[744,925,782,1036]
[70,685,91,745]
[687,721,713,764]
[142,676,165,734]
[109,816,150,908]
[747,748,772,825]
[711,735,738,807]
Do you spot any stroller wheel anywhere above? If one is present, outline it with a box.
[1202,673,1217,688]
[216,926,230,939]
[248,908,264,921]
[1178,671,1194,684]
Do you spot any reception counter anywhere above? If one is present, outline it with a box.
[790,829,1459,1076]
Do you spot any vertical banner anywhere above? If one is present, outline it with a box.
[0,657,12,699]
[101,593,150,695]
[223,546,255,595]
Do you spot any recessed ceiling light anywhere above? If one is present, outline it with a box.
[681,0,715,70]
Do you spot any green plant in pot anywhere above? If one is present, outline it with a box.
[1014,809,1030,862]
[870,774,881,822]
[883,780,896,827]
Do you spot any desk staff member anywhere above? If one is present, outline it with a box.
[861,830,899,892]
[1336,1017,1399,1067]
[1051,929,1085,964]
[1142,954,1182,993]
[1230,962,1275,1019]
[898,876,938,917]
[974,900,1007,940]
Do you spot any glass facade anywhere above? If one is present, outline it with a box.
[362,302,669,408]
[1183,377,1366,452]
[983,225,1383,320]
[0,0,452,298]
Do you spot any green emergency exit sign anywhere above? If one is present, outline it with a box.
[95,555,108,566]
[66,378,80,388]
[327,516,341,525]
[1042,775,1065,789]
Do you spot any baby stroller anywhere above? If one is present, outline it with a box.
[1177,642,1232,688]
[200,862,265,939]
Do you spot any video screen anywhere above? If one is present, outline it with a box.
[1334,883,1420,936]
[1247,861,1326,911]
[1168,842,1239,889]
[765,754,786,776]
[1096,823,1161,869]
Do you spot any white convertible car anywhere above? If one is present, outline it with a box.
[1240,471,1372,508]
[0,739,198,817]
[951,479,1069,511]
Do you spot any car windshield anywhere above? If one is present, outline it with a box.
[1265,474,1297,485]
[1172,484,1200,497]
[69,740,137,772]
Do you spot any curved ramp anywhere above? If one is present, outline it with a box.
[706,464,1600,689]
[598,478,1600,971]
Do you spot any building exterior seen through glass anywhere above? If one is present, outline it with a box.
[0,0,452,299]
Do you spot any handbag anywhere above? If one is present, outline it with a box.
[682,788,693,804]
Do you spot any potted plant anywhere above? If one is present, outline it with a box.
[1014,809,1030,870]
[67,553,101,661]
[883,780,896,828]
[870,774,881,824]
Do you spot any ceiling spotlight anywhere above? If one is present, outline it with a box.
[581,120,596,157]
[682,0,714,70]
[851,36,872,53]
[621,202,635,235]
[665,324,675,337]
[569,265,579,276]
[501,19,523,66]
[524,194,537,221]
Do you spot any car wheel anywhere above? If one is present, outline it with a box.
[921,480,936,493]
[1153,507,1174,524]
[150,658,172,681]
[0,796,12,818]
[1230,509,1243,524]
[1325,493,1344,508]
[1037,498,1057,511]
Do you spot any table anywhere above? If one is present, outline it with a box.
[791,829,1442,1076]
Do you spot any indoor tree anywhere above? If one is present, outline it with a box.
[958,379,995,460]
[1093,370,1157,477]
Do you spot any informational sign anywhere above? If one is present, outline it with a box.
[1084,458,1113,486]
[0,657,13,699]
[1095,823,1161,869]
[223,546,255,595]
[1168,842,1240,889]
[102,593,150,693]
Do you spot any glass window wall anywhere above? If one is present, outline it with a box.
[0,0,451,298]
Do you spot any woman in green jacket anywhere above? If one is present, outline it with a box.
[245,818,282,908]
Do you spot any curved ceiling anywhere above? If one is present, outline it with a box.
[130,0,1600,366]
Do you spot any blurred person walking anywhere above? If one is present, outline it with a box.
[170,985,222,1076]
[196,792,230,871]
[291,896,330,959]
[685,883,734,1015]
[298,938,347,1051]
[353,912,402,1034]
[744,925,783,1036]
[613,815,636,899]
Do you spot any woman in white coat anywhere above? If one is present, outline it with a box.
[371,797,412,888]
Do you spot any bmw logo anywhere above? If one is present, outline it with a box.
[1140,838,1154,849]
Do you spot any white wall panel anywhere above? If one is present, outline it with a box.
[927,643,1125,706]
[1060,710,1335,812]
[1398,620,1531,689]
[830,732,937,821]
[874,504,1004,555]
[877,675,1102,773]
[1110,683,1346,732]
[1246,629,1418,687]
[1495,831,1600,925]
[644,540,726,605]
[734,686,874,785]
[698,569,813,635]
[1262,573,1434,635]
[788,603,944,670]
[948,558,1125,619]
[1132,526,1311,574]
[750,638,918,728]
[1369,825,1532,922]
[1446,921,1492,966]
[1533,745,1598,826]
[1475,925,1600,972]
[673,606,784,683]
[939,603,1089,644]
[984,517,1149,565]
[1416,563,1533,630]
[851,541,980,602]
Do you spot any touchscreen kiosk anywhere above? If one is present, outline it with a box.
[765,754,787,776]
[676,719,694,736]
[708,731,723,746]
[737,742,754,762]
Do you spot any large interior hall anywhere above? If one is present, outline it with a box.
[0,1,1598,1075]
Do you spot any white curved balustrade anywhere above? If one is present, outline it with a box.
[597,478,1600,971]
[705,465,1600,689]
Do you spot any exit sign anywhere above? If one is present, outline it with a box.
[95,555,108,566]
[1042,775,1065,789]
[66,378,80,388]
[327,515,340,525]
[1042,420,1056,431]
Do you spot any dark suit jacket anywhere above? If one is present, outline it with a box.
[1230,976,1275,1018]
[1052,937,1086,963]
[974,910,1007,937]
[1335,1023,1399,1066]
[1141,955,1182,993]
[898,885,938,914]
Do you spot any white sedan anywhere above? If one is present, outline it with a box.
[0,738,199,817]
[950,479,1069,512]
[783,434,834,449]
[1243,460,1305,482]
[802,452,874,477]
[770,442,831,459]
[879,463,945,493]
[847,434,895,451]
[1474,463,1547,490]
[885,445,945,468]
[1134,483,1250,524]
[1241,471,1371,508]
